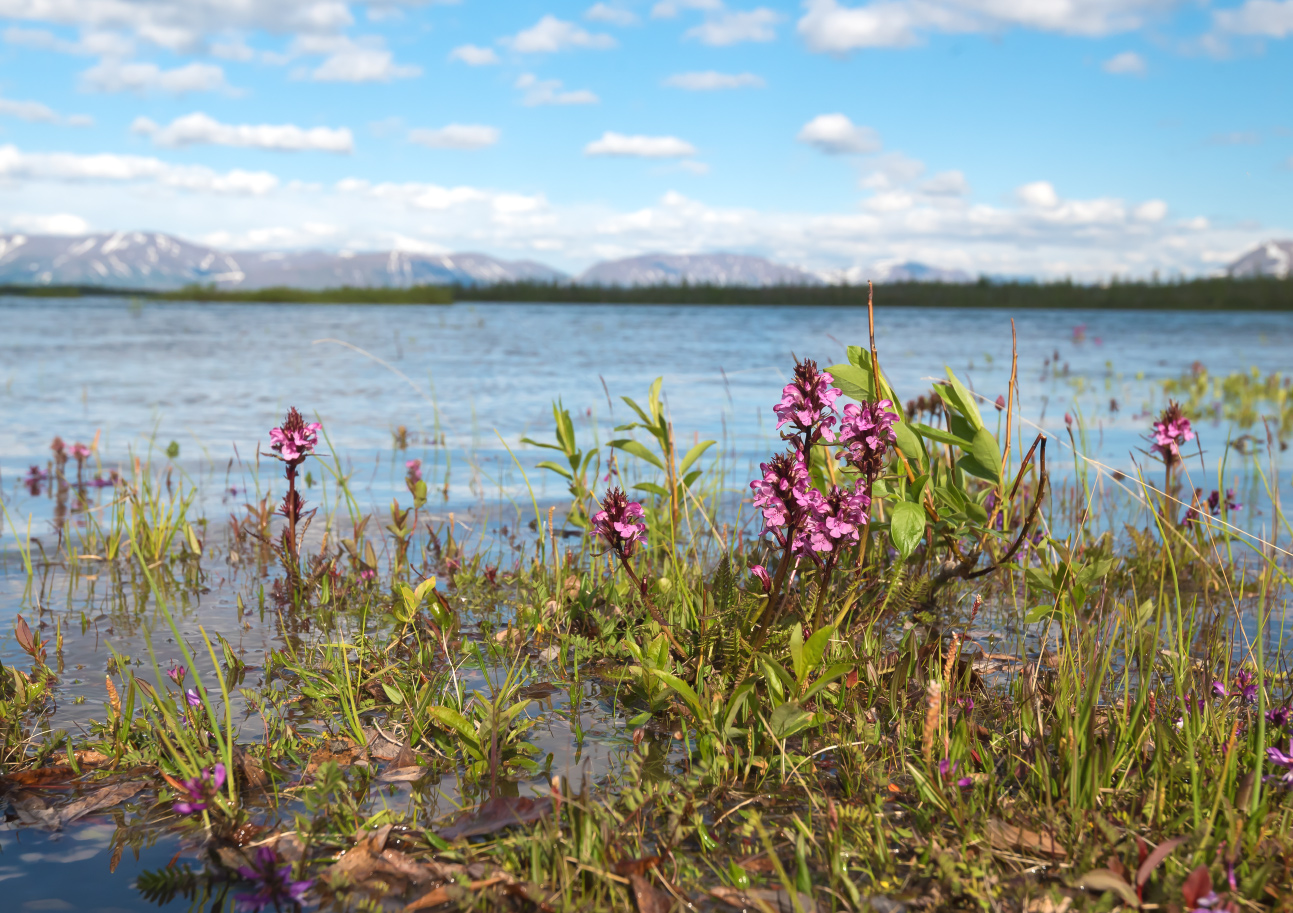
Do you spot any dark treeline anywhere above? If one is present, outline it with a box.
[453,275,1293,309]
[2,275,1292,308]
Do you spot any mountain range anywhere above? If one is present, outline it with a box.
[0,231,1287,290]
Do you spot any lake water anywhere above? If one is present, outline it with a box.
[2,297,1292,910]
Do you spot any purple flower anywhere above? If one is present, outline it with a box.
[172,763,226,816]
[836,399,898,482]
[69,442,91,460]
[1266,739,1293,787]
[235,846,313,911]
[167,664,186,686]
[773,360,840,447]
[406,459,422,484]
[185,688,203,708]
[1150,402,1195,465]
[750,453,813,536]
[957,696,975,711]
[1266,706,1291,729]
[749,565,772,592]
[1234,669,1257,703]
[1212,680,1228,699]
[799,485,870,556]
[269,408,322,464]
[592,488,648,559]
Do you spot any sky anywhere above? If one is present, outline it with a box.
[0,0,1290,281]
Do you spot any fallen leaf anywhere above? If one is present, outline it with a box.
[394,739,417,769]
[377,766,428,784]
[629,872,672,913]
[0,766,78,789]
[614,856,663,877]
[11,793,61,827]
[404,886,452,911]
[711,885,817,913]
[737,855,777,874]
[986,818,1067,859]
[57,781,147,827]
[378,848,436,884]
[363,728,404,762]
[438,796,553,841]
[1075,868,1139,908]
[232,745,270,789]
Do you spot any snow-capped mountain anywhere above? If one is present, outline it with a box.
[576,252,823,287]
[1228,241,1293,279]
[0,232,566,289]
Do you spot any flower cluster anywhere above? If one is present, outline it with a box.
[1150,401,1195,465]
[1185,488,1242,524]
[801,485,871,555]
[774,360,840,448]
[937,757,974,789]
[269,407,321,465]
[837,399,898,482]
[750,453,813,534]
[236,846,313,912]
[406,459,422,485]
[592,488,647,559]
[173,763,226,816]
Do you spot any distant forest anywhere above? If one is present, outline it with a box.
[2,275,1292,309]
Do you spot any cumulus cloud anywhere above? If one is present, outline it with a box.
[408,124,501,149]
[515,73,599,106]
[81,60,229,93]
[0,143,278,194]
[449,43,499,65]
[798,113,881,154]
[1213,0,1293,38]
[0,95,92,125]
[920,170,969,196]
[586,3,639,25]
[4,26,135,57]
[295,35,421,82]
[664,70,765,89]
[132,112,354,152]
[685,7,780,44]
[1103,51,1147,75]
[504,15,617,52]
[8,212,91,234]
[797,0,1172,53]
[585,132,698,157]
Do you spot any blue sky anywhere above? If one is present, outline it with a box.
[0,0,1289,279]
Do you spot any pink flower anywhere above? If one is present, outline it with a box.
[592,488,648,559]
[69,443,91,460]
[773,359,840,447]
[750,453,813,535]
[269,407,321,464]
[166,664,186,685]
[749,565,772,592]
[837,400,898,482]
[406,459,422,483]
[799,485,870,556]
[1150,401,1194,465]
[173,763,226,816]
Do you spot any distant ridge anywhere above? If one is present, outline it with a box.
[1228,241,1293,279]
[576,252,822,287]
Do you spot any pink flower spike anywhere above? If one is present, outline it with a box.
[749,565,772,592]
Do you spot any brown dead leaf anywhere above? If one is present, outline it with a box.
[737,855,778,874]
[403,874,511,913]
[377,766,427,784]
[629,873,673,913]
[614,856,662,877]
[232,745,270,789]
[711,886,818,913]
[57,780,147,827]
[438,796,553,840]
[378,848,436,884]
[394,739,417,769]
[987,818,1067,859]
[404,885,452,912]
[363,728,404,762]
[0,766,78,789]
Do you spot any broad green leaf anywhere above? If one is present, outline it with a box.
[893,419,926,466]
[768,701,815,739]
[801,625,835,683]
[1024,567,1058,594]
[913,423,972,449]
[803,663,856,701]
[681,469,702,489]
[427,706,479,747]
[827,363,873,401]
[632,482,671,498]
[678,440,715,475]
[609,439,665,471]
[788,624,805,683]
[889,501,926,559]
[519,437,564,452]
[942,368,984,430]
[534,461,573,479]
[620,396,653,426]
[653,670,705,723]
[957,428,1001,483]
[381,682,404,705]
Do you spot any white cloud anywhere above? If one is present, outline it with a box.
[81,60,229,94]
[1213,0,1293,38]
[4,26,135,57]
[685,7,780,44]
[504,15,617,52]
[652,0,724,17]
[0,95,92,125]
[664,70,765,89]
[920,170,969,196]
[8,212,90,234]
[211,38,256,61]
[408,124,500,149]
[296,35,421,82]
[1103,51,1146,75]
[0,143,278,194]
[797,0,1173,53]
[449,43,499,65]
[798,113,881,154]
[586,3,638,25]
[133,112,353,152]
[1017,180,1060,208]
[585,132,698,157]
[515,73,599,106]
[1134,200,1168,221]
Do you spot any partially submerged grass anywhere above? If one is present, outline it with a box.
[1,305,1291,913]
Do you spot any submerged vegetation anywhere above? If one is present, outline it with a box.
[2,293,1293,912]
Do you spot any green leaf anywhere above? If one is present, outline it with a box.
[957,428,1001,483]
[427,706,480,748]
[800,625,835,683]
[653,670,705,723]
[620,396,653,426]
[942,369,984,430]
[1075,869,1139,908]
[632,482,671,498]
[678,440,715,475]
[608,439,665,471]
[803,663,855,701]
[519,437,564,452]
[768,701,815,739]
[681,469,702,489]
[826,363,873,401]
[534,461,573,480]
[788,624,805,683]
[893,419,926,466]
[912,423,972,449]
[889,501,926,559]
[381,682,405,704]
